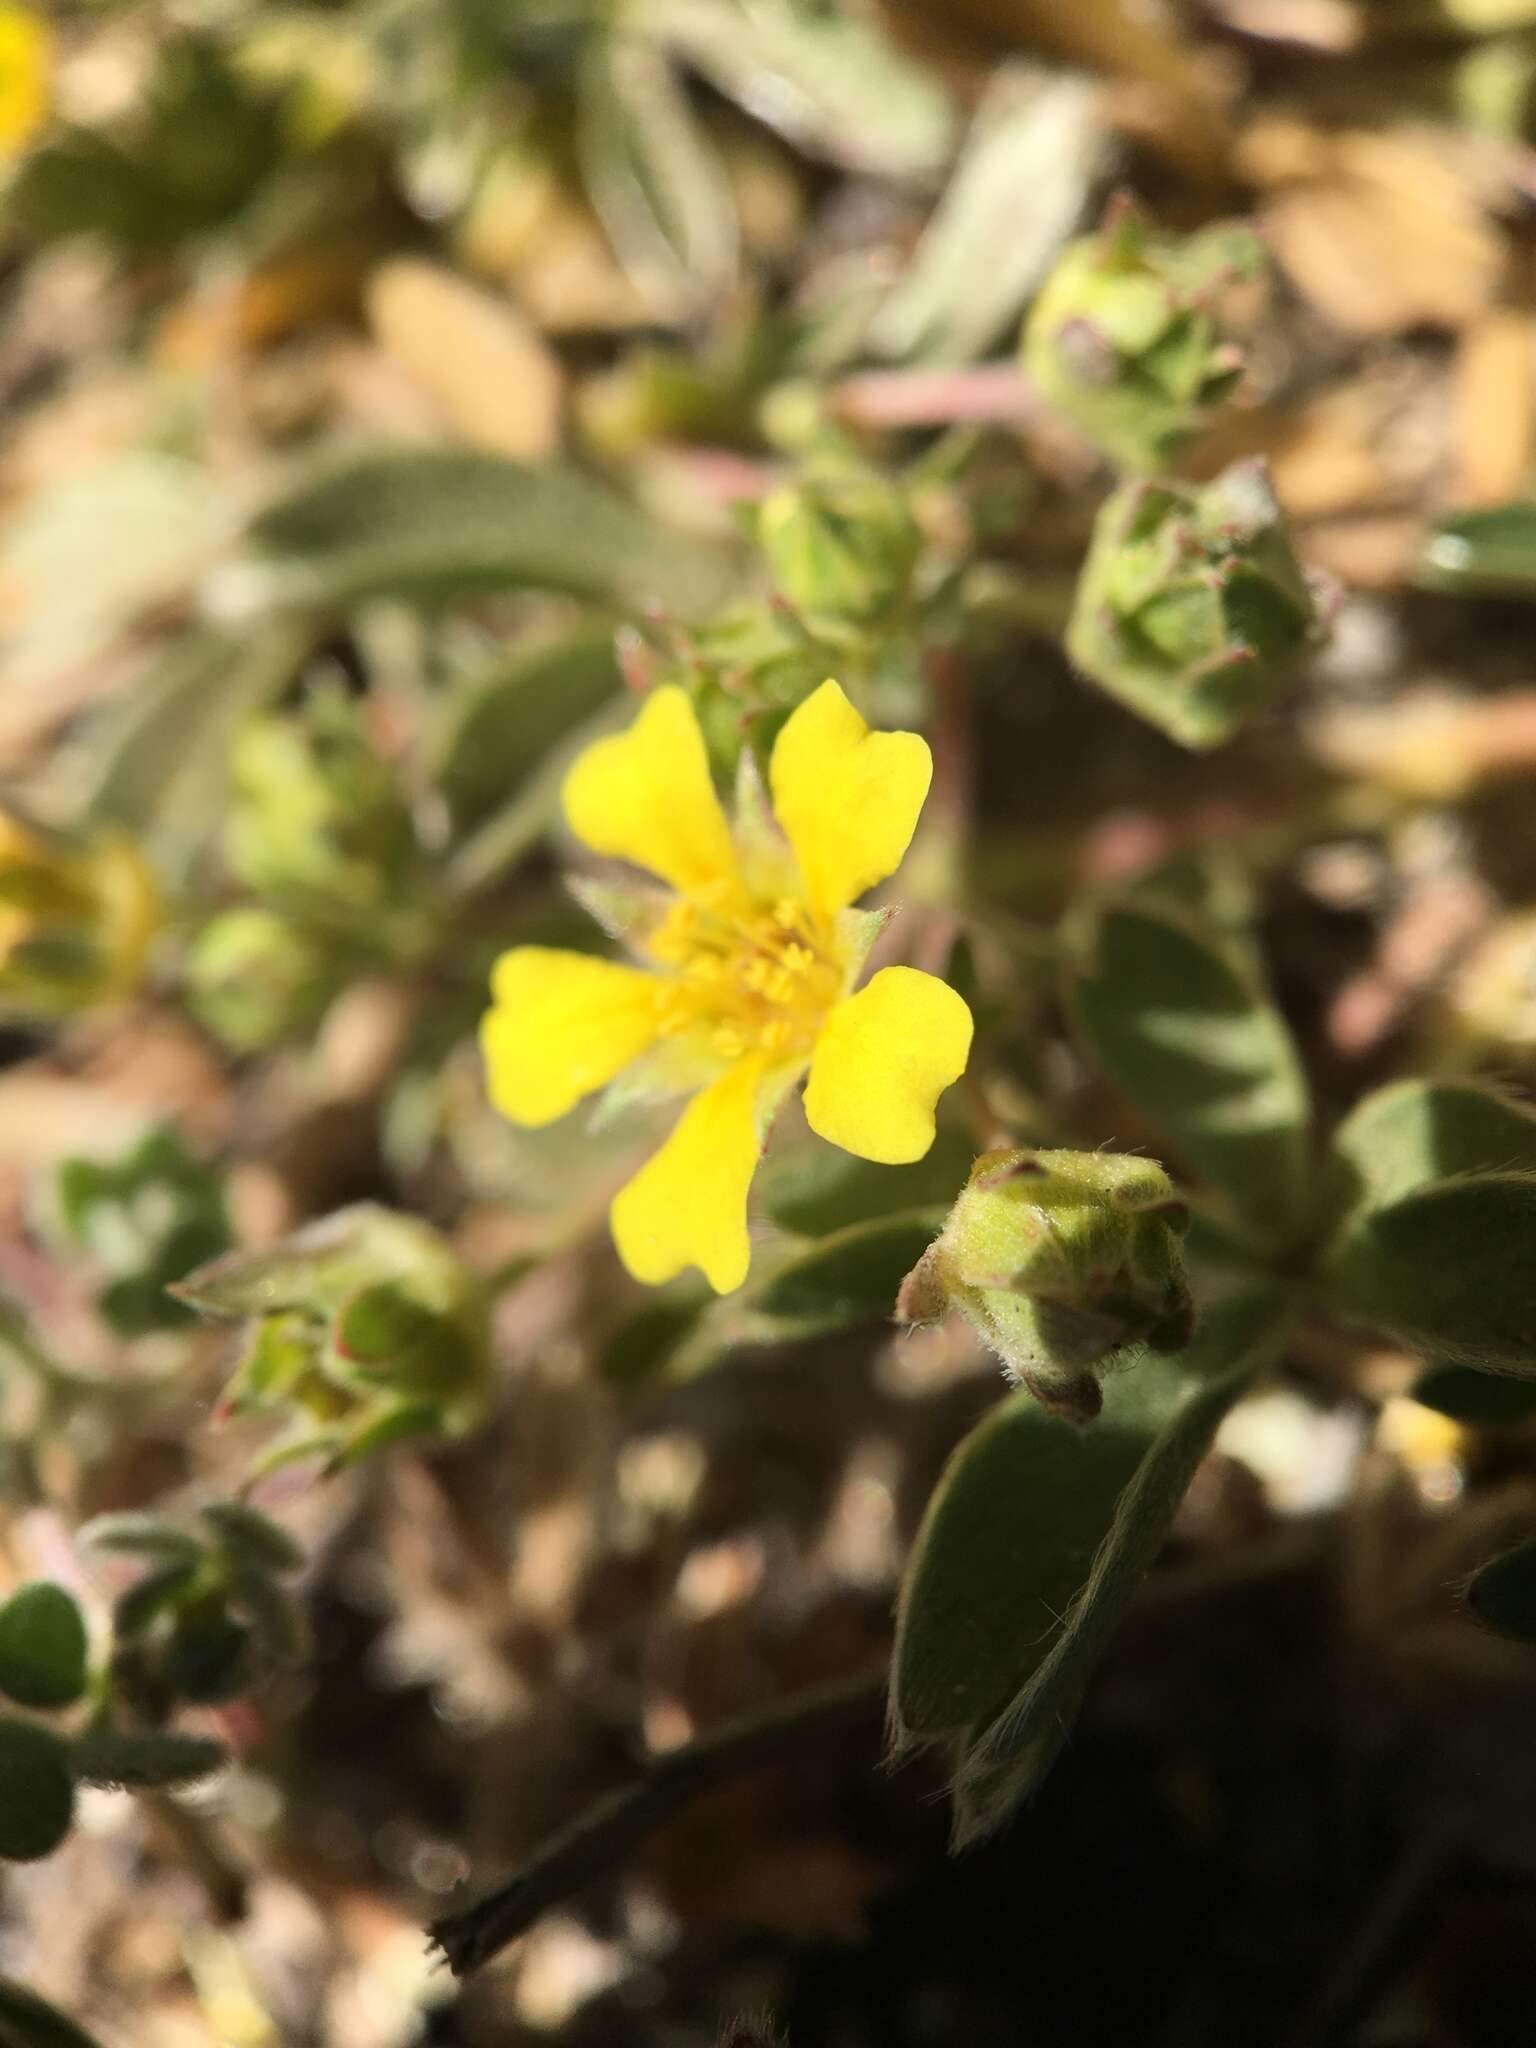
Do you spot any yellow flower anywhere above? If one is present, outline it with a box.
[0,5,50,162]
[481,680,974,1293]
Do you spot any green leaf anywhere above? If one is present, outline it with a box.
[238,451,735,619]
[431,631,621,836]
[0,1974,107,2048]
[1064,891,1311,1244]
[1465,1538,1536,1641]
[55,1125,231,1338]
[0,1720,75,1862]
[198,1503,304,1574]
[1411,1364,1536,1427]
[948,1286,1292,1844]
[1320,1078,1536,1236]
[867,67,1103,367]
[82,625,309,885]
[758,1122,976,1238]
[655,0,956,183]
[68,1727,227,1790]
[226,1568,309,1663]
[600,1283,711,1388]
[112,1561,201,1639]
[1322,1171,1536,1375]
[80,1515,203,1566]
[0,1587,88,1712]
[890,1352,1188,1747]
[162,1610,252,1705]
[749,1211,942,1332]
[578,36,737,314]
[1417,502,1536,598]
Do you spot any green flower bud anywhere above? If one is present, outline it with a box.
[0,813,160,1021]
[185,906,336,1050]
[897,1148,1193,1421]
[225,688,422,934]
[756,466,921,632]
[1023,201,1263,472]
[1066,461,1326,750]
[176,1205,491,1474]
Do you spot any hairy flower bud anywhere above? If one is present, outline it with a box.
[1023,201,1263,472]
[0,814,160,1020]
[897,1148,1193,1421]
[757,467,921,632]
[1066,461,1326,750]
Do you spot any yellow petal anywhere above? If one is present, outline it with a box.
[803,966,973,1164]
[562,686,738,897]
[611,1058,766,1293]
[769,680,931,918]
[481,947,660,1126]
[0,6,50,158]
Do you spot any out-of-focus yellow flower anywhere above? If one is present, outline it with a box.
[0,815,161,1019]
[0,5,50,162]
[481,680,973,1293]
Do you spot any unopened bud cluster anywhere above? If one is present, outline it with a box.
[1066,462,1326,750]
[898,1148,1193,1421]
[176,1205,491,1474]
[1023,203,1262,475]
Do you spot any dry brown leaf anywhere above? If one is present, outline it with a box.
[365,259,564,461]
[1452,309,1536,506]
[1241,121,1505,334]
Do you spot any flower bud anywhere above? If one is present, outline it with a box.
[175,1206,491,1474]
[0,813,160,1020]
[1023,201,1263,472]
[1066,460,1326,750]
[756,466,921,632]
[897,1148,1193,1421]
[225,688,421,928]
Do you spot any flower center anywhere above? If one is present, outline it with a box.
[649,891,842,1064]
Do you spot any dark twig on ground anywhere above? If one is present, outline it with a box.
[429,1665,889,1977]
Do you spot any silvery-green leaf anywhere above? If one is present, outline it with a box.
[578,35,738,313]
[225,451,737,620]
[869,67,1104,366]
[655,0,956,183]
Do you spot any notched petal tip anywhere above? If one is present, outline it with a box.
[482,946,660,1128]
[769,681,932,919]
[804,965,974,1166]
[561,685,739,899]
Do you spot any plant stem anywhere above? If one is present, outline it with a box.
[429,1665,888,1977]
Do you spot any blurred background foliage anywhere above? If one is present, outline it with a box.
[10,0,1536,2044]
